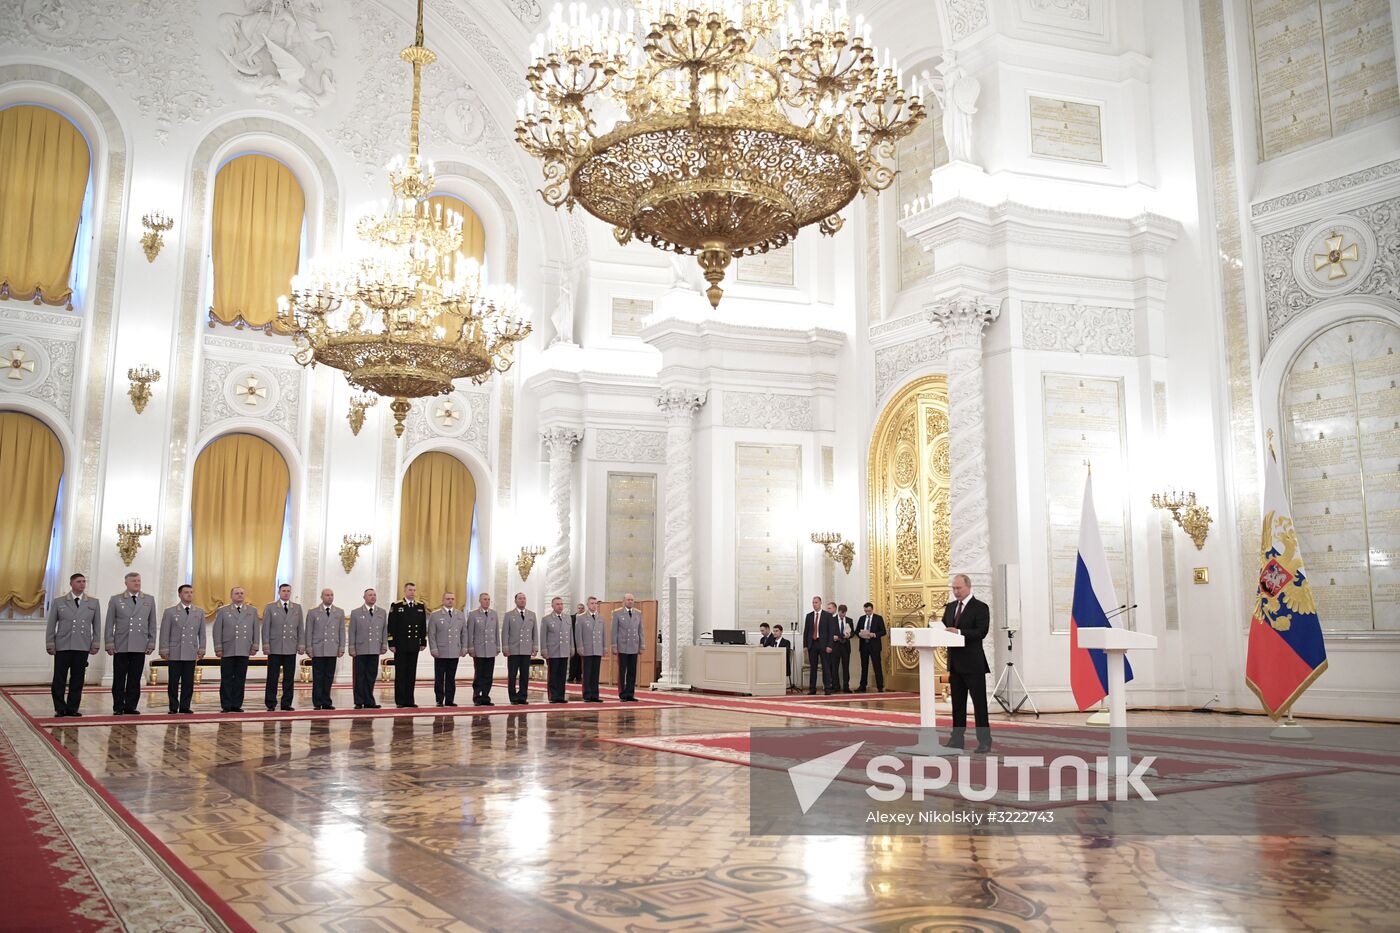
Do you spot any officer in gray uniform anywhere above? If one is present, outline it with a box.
[576,596,607,702]
[427,591,467,706]
[612,593,645,702]
[159,584,205,714]
[541,597,574,703]
[262,583,304,711]
[465,592,500,706]
[306,588,345,710]
[349,588,388,710]
[45,572,101,717]
[502,592,539,704]
[212,586,260,712]
[106,572,158,714]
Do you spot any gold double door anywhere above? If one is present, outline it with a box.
[867,375,951,693]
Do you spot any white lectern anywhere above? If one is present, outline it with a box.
[897,625,964,754]
[1076,627,1156,769]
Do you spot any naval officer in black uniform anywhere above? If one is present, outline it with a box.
[387,582,428,708]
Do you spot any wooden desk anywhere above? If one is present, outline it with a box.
[684,645,787,696]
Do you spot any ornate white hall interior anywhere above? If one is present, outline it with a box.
[0,0,1397,930]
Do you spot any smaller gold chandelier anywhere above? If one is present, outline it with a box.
[116,520,152,566]
[340,533,372,573]
[517,545,546,581]
[811,531,855,574]
[127,365,160,414]
[347,392,378,436]
[278,0,531,438]
[1152,489,1212,550]
[140,211,174,262]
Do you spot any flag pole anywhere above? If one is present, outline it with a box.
[1270,703,1313,742]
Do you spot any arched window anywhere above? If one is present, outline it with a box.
[398,452,477,610]
[0,105,91,309]
[0,412,63,614]
[190,434,291,616]
[426,193,487,275]
[1282,318,1400,633]
[209,153,305,331]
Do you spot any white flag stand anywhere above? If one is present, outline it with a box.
[1269,708,1313,742]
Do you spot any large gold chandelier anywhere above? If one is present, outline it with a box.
[515,0,924,307]
[278,0,531,437]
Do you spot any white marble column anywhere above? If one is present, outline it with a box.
[541,427,583,602]
[931,295,1000,593]
[654,388,707,689]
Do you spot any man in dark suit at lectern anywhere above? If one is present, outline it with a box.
[801,597,837,695]
[940,574,992,753]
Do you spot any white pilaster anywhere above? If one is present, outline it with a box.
[540,426,582,602]
[653,387,706,689]
[931,294,999,592]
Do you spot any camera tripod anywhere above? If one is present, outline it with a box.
[991,627,1039,717]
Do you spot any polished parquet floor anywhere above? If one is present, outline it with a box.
[7,680,1400,932]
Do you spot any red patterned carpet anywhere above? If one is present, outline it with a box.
[0,692,253,931]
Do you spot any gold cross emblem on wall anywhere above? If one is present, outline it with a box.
[234,374,267,406]
[7,346,35,380]
[435,399,460,427]
[1313,233,1359,280]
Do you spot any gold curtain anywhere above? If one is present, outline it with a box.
[426,194,486,271]
[398,452,476,610]
[0,413,63,611]
[210,154,305,329]
[191,434,290,618]
[0,105,90,308]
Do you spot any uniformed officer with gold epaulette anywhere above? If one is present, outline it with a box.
[106,572,158,715]
[45,572,101,717]
[387,582,427,708]
[212,586,260,713]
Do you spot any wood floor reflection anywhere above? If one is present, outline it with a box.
[29,684,1400,932]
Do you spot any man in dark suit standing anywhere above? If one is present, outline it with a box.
[855,601,886,692]
[801,597,837,695]
[758,623,774,647]
[940,574,992,752]
[387,582,427,708]
[833,603,854,692]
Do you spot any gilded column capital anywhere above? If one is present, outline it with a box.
[655,388,708,423]
[930,295,1000,351]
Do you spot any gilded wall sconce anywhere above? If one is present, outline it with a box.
[116,520,151,566]
[811,532,856,574]
[127,365,161,413]
[347,393,378,436]
[140,210,174,262]
[1152,490,1213,550]
[517,545,546,581]
[340,533,371,573]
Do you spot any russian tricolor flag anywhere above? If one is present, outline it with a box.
[1069,472,1132,710]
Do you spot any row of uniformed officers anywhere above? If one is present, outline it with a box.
[44,570,649,717]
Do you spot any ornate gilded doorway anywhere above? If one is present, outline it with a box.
[868,375,951,692]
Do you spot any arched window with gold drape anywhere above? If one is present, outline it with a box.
[191,433,291,617]
[425,193,486,274]
[0,105,91,309]
[398,452,476,610]
[210,153,305,331]
[0,412,64,612]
